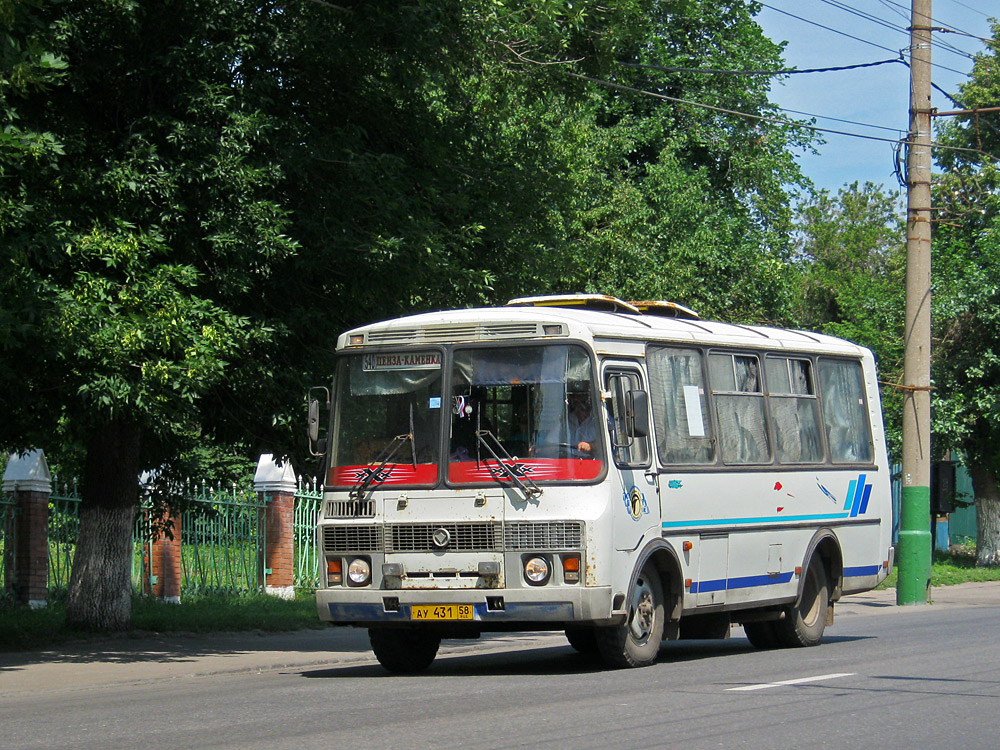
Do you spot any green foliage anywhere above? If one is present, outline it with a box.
[931,23,1000,476]
[0,0,816,624]
[789,182,906,458]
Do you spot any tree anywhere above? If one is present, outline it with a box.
[789,182,907,458]
[1,0,815,627]
[0,0,297,628]
[931,22,1000,565]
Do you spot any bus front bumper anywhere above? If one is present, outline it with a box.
[316,586,614,626]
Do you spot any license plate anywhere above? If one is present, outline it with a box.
[411,604,475,621]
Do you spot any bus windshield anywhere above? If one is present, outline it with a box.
[328,351,443,488]
[448,344,603,483]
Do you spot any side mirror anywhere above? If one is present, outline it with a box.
[626,390,650,438]
[307,387,330,457]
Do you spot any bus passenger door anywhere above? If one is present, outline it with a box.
[604,366,658,552]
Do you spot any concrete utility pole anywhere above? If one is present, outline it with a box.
[898,0,933,605]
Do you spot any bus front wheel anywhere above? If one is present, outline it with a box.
[369,626,441,673]
[595,564,665,668]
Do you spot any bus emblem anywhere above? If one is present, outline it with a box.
[625,487,648,521]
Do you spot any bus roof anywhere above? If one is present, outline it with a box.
[337,295,867,356]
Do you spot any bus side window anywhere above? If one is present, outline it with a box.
[765,356,823,464]
[647,346,715,465]
[818,358,874,463]
[709,352,771,465]
[606,371,650,468]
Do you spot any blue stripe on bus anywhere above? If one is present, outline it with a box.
[690,571,794,594]
[844,565,881,577]
[858,484,872,515]
[845,478,857,511]
[850,474,867,517]
[663,512,850,529]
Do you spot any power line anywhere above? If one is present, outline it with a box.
[939,0,992,18]
[618,58,905,77]
[819,0,977,60]
[759,2,973,77]
[565,70,996,160]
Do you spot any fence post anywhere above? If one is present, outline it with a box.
[146,511,182,603]
[2,451,52,608]
[254,454,297,599]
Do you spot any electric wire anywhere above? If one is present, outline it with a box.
[816,0,977,61]
[758,2,973,77]
[565,70,996,162]
[618,57,904,77]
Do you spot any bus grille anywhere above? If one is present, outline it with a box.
[327,498,376,519]
[505,521,584,550]
[323,525,383,553]
[322,521,584,553]
[386,522,503,552]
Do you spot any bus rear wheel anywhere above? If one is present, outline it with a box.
[595,564,665,668]
[565,627,599,655]
[742,621,779,649]
[369,626,441,673]
[774,557,829,648]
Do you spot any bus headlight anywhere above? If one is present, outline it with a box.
[523,556,551,586]
[347,557,371,586]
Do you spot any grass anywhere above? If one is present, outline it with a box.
[876,543,1000,590]
[0,590,324,652]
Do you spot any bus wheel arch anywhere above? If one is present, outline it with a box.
[775,531,842,648]
[595,541,682,668]
[802,529,844,604]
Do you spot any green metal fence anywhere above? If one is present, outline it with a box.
[30,475,325,598]
[294,478,323,589]
[48,479,82,591]
[182,482,266,596]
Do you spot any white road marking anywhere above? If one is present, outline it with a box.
[727,672,856,692]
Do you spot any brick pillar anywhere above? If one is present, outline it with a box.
[254,454,297,599]
[147,513,182,603]
[3,451,52,608]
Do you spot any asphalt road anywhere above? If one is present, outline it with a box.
[3,582,999,750]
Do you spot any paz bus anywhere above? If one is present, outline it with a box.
[308,294,892,672]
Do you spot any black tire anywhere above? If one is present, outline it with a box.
[774,557,829,648]
[369,627,441,674]
[565,626,599,655]
[742,620,779,649]
[595,564,665,668]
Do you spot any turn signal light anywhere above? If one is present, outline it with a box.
[563,555,581,584]
[327,559,343,585]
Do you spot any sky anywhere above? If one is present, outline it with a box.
[754,0,996,195]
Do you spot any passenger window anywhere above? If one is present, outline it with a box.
[819,359,873,463]
[606,371,651,468]
[710,352,770,465]
[647,346,715,465]
[766,357,823,464]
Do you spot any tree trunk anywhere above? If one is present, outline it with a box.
[969,464,1000,567]
[65,418,142,631]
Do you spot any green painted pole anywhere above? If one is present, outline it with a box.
[897,485,931,603]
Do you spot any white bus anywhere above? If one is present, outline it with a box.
[309,294,892,672]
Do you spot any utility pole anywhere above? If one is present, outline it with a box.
[898,0,933,605]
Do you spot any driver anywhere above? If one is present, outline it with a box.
[567,390,596,455]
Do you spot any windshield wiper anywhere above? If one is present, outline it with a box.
[475,430,543,502]
[349,433,412,501]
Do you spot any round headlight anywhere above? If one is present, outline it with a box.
[524,556,551,585]
[347,557,371,585]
